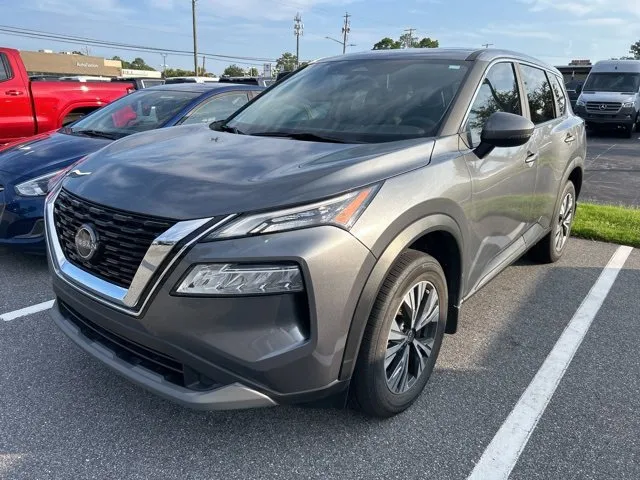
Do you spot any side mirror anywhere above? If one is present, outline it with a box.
[474,111,535,159]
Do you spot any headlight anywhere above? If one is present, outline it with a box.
[206,185,380,240]
[623,101,635,108]
[576,99,586,107]
[176,263,304,296]
[14,169,65,197]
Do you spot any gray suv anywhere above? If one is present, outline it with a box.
[45,49,585,418]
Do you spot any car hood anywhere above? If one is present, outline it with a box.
[0,130,110,179]
[578,91,637,103]
[61,125,436,220]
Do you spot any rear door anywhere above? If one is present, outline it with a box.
[462,61,538,291]
[0,53,35,143]
[517,64,576,240]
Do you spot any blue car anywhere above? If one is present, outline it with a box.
[0,82,262,253]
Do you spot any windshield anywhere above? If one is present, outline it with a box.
[225,58,469,143]
[67,89,200,139]
[583,72,640,93]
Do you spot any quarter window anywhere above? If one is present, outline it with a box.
[549,74,567,117]
[0,54,10,82]
[519,65,555,124]
[466,62,522,147]
[182,93,249,125]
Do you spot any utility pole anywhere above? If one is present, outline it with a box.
[192,0,198,75]
[404,28,416,48]
[341,12,351,54]
[160,53,168,76]
[202,55,206,76]
[294,13,303,68]
[482,43,494,48]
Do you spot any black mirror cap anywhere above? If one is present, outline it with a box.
[481,111,535,148]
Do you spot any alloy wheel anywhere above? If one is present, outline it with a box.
[555,191,574,252]
[384,280,440,394]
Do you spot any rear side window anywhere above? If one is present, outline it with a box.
[466,62,522,147]
[549,75,567,117]
[0,54,10,82]
[519,65,555,124]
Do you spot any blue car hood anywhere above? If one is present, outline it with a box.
[0,131,110,178]
[62,124,436,220]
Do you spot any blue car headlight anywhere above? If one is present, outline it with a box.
[14,170,65,197]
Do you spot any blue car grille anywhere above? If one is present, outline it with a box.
[53,189,176,289]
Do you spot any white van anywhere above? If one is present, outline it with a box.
[574,60,640,137]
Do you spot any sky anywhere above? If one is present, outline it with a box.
[0,0,639,75]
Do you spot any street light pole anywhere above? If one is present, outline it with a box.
[192,0,198,75]
[294,13,303,68]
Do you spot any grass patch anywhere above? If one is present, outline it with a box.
[573,202,640,248]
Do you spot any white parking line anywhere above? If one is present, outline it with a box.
[1,300,55,322]
[468,245,633,480]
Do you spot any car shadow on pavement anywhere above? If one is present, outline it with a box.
[1,243,637,479]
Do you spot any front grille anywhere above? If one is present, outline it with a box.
[586,102,622,113]
[53,189,176,289]
[60,301,221,390]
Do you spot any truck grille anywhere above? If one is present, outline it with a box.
[53,189,176,289]
[586,102,622,113]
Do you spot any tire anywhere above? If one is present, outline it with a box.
[529,181,576,264]
[351,250,448,418]
[624,122,634,138]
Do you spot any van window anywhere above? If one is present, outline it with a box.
[519,65,555,125]
[583,72,640,93]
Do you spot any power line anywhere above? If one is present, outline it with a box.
[0,25,276,63]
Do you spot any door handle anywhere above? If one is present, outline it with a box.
[564,133,576,144]
[5,90,24,96]
[525,151,539,164]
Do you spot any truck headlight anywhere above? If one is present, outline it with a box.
[623,101,635,108]
[176,263,304,295]
[576,99,586,107]
[205,185,380,240]
[14,170,65,197]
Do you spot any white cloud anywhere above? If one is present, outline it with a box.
[519,0,640,17]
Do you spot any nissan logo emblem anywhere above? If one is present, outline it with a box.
[74,224,99,261]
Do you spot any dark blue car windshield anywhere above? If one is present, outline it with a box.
[68,90,200,139]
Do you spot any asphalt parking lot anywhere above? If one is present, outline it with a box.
[1,237,638,480]
[583,130,640,207]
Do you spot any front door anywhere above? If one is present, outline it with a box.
[461,61,538,291]
[0,53,34,144]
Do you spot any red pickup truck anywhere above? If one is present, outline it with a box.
[0,48,134,144]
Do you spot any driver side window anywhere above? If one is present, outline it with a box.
[465,62,522,147]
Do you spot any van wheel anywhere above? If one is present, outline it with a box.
[351,250,447,418]
[624,123,635,138]
[529,181,576,264]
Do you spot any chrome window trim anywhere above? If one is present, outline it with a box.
[45,187,235,317]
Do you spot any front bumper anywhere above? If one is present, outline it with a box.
[574,106,637,125]
[0,183,46,253]
[49,224,376,408]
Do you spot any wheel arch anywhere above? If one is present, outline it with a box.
[339,214,465,381]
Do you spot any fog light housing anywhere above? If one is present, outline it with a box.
[176,263,304,296]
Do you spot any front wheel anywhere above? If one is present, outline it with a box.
[351,250,447,418]
[529,181,576,264]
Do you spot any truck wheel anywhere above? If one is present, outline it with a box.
[529,181,576,264]
[351,250,447,418]
[624,123,634,138]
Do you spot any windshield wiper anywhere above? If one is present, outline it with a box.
[209,120,244,134]
[72,129,119,140]
[249,131,348,143]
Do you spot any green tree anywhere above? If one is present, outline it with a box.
[129,57,156,71]
[276,52,298,72]
[223,64,245,77]
[373,35,439,50]
[630,40,640,59]
[248,67,259,77]
[373,37,402,50]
